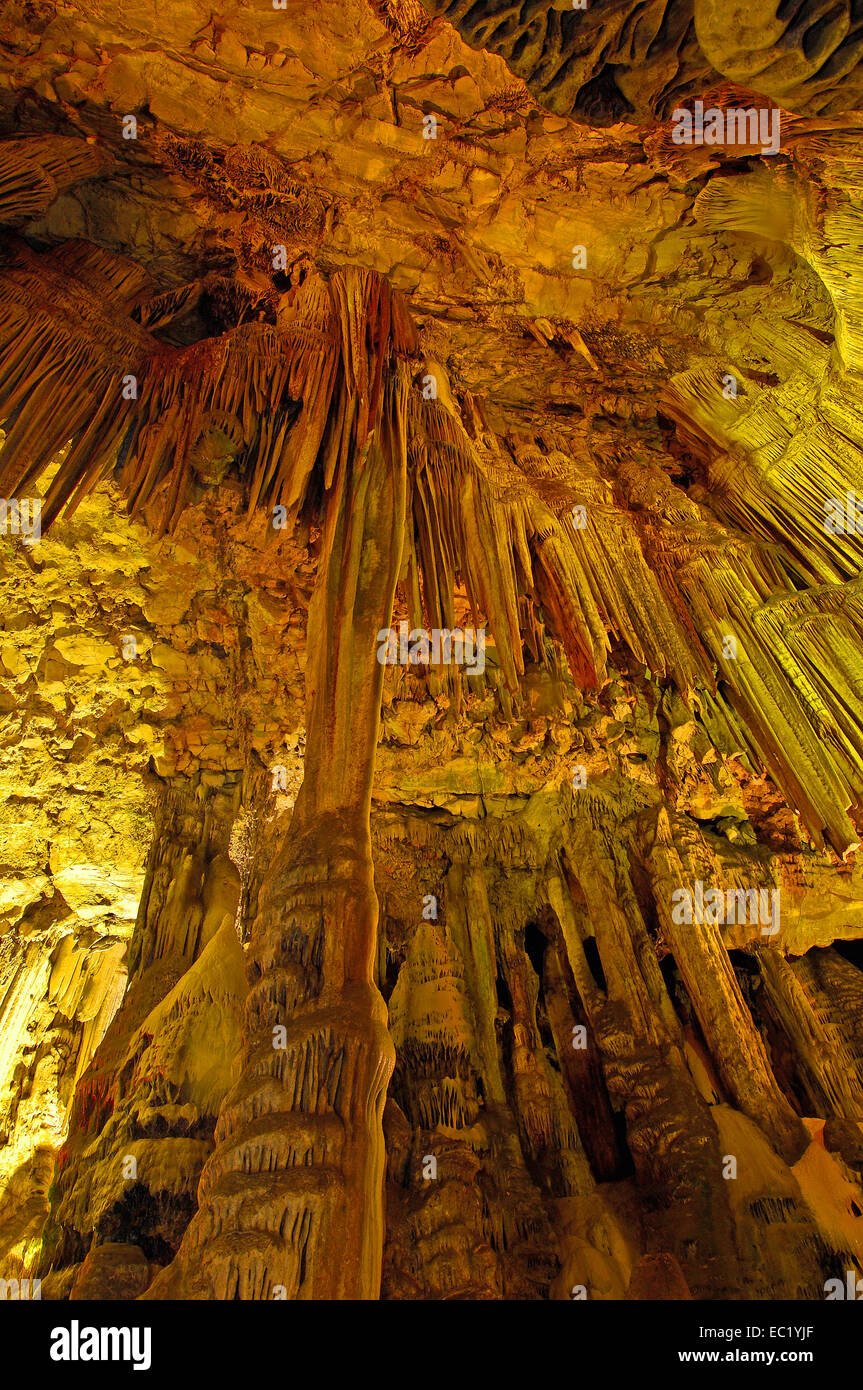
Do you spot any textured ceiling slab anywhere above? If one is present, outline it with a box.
[416,0,863,118]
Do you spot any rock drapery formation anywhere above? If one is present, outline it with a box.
[1,0,863,1304]
[418,0,863,120]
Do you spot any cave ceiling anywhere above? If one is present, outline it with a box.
[1,0,863,1314]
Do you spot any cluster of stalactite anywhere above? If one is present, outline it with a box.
[0,136,111,227]
[649,122,863,854]
[0,237,414,535]
[4,160,863,859]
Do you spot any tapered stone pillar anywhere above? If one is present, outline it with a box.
[643,808,808,1165]
[757,949,863,1121]
[146,368,409,1299]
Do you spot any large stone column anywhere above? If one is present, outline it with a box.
[147,366,409,1299]
[643,808,808,1165]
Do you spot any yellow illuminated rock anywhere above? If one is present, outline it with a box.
[0,0,862,1306]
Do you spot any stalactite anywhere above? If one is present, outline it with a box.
[755,949,863,1121]
[0,137,112,227]
[694,142,863,373]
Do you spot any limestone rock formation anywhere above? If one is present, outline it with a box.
[0,0,862,1305]
[418,0,863,120]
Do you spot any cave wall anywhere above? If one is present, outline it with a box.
[0,0,863,1301]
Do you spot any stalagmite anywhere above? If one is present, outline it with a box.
[42,779,245,1291]
[644,807,807,1163]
